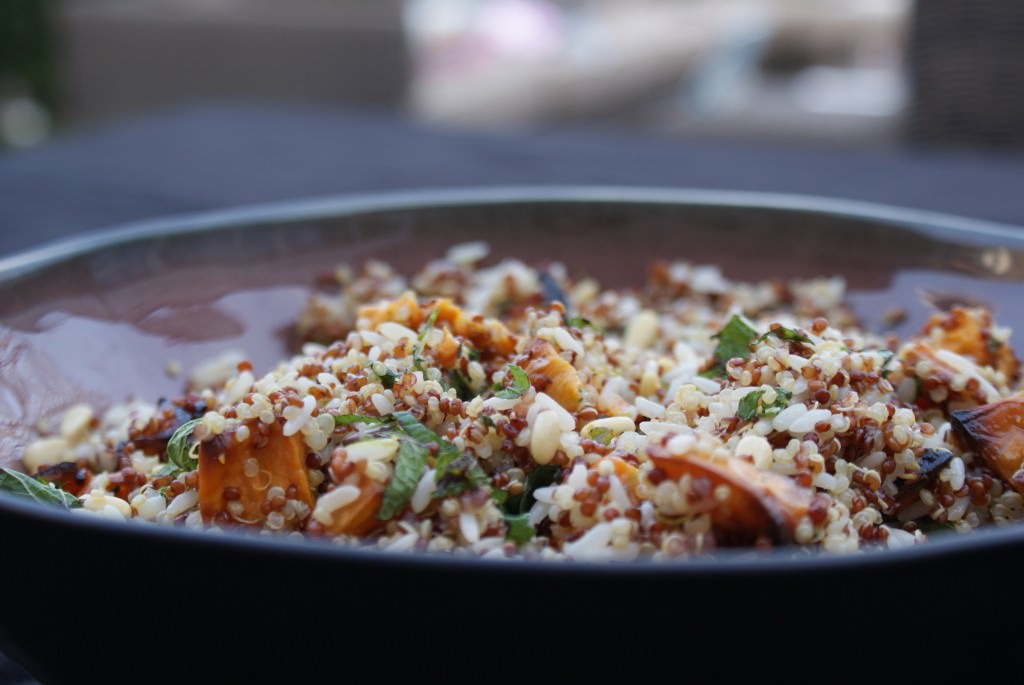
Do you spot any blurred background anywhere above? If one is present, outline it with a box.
[1,0,1020,153]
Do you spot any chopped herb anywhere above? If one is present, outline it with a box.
[165,418,201,474]
[369,361,400,389]
[588,427,614,446]
[458,343,480,362]
[565,315,602,333]
[499,464,560,520]
[495,464,560,544]
[758,325,812,344]
[434,453,490,498]
[446,368,476,401]
[378,439,430,520]
[391,411,489,499]
[736,387,793,421]
[987,337,1004,353]
[700,314,758,378]
[479,415,495,429]
[520,465,560,511]
[0,467,81,510]
[872,349,895,378]
[393,411,446,450]
[412,308,439,372]
[502,513,535,544]
[335,414,393,426]
[495,364,530,399]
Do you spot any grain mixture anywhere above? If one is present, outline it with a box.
[11,242,1024,561]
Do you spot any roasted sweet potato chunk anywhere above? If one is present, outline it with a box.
[320,461,386,537]
[952,396,1024,494]
[920,307,1019,383]
[198,424,313,525]
[358,293,518,360]
[521,338,582,412]
[649,452,812,544]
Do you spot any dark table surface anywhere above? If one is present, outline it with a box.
[2,104,1024,683]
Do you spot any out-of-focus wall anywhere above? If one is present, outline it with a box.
[55,0,410,126]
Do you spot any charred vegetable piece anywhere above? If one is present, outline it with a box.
[198,425,314,525]
[35,461,92,497]
[127,397,207,455]
[520,338,581,411]
[951,396,1024,494]
[321,461,386,536]
[649,452,812,545]
[893,449,953,513]
[920,307,1020,383]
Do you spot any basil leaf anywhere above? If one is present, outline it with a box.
[378,439,430,520]
[335,414,393,426]
[701,315,757,378]
[495,364,530,399]
[503,512,535,544]
[736,387,792,421]
[758,325,812,344]
[166,418,201,473]
[0,467,81,510]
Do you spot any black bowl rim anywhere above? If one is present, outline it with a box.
[3,184,1024,576]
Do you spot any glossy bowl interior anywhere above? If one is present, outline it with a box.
[3,187,1024,681]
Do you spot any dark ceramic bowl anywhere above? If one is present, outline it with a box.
[2,188,1023,682]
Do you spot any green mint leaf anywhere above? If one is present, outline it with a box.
[712,315,758,363]
[500,464,560,516]
[391,411,488,498]
[495,364,530,399]
[490,489,508,507]
[413,308,440,373]
[588,427,614,446]
[434,453,490,498]
[369,361,399,389]
[503,512,535,544]
[335,414,393,426]
[166,418,201,474]
[698,363,726,379]
[874,349,895,378]
[736,387,792,421]
[518,464,559,514]
[565,315,602,333]
[378,438,430,520]
[758,325,812,344]
[0,467,81,510]
[446,369,476,401]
